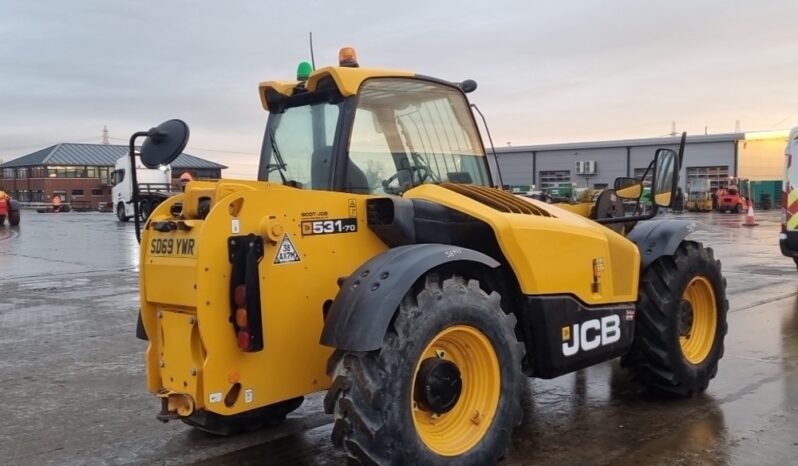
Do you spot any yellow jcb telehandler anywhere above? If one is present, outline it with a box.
[133,47,728,465]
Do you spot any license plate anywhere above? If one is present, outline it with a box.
[149,237,196,257]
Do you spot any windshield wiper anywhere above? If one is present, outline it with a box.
[267,128,289,185]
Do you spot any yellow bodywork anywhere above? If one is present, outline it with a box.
[259,66,414,111]
[406,185,639,302]
[141,65,641,419]
[141,180,639,416]
[142,181,388,414]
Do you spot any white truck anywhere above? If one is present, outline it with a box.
[111,155,173,222]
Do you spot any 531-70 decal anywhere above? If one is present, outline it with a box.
[301,218,357,236]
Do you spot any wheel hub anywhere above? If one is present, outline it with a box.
[679,299,694,338]
[414,357,462,415]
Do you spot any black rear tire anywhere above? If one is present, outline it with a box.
[0,214,5,226]
[117,203,129,222]
[324,274,525,466]
[182,396,304,436]
[622,241,728,397]
[9,209,19,226]
[733,204,741,214]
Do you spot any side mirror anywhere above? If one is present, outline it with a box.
[652,148,678,207]
[613,177,642,200]
[140,119,190,169]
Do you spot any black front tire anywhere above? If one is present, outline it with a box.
[117,203,129,222]
[622,241,728,397]
[324,274,525,466]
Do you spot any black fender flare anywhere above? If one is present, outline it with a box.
[320,243,500,352]
[627,219,702,268]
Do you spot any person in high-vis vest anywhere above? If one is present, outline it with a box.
[179,171,193,192]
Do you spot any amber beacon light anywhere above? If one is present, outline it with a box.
[338,47,359,67]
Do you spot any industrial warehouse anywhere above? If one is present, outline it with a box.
[495,130,787,208]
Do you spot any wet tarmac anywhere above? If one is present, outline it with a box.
[0,209,796,465]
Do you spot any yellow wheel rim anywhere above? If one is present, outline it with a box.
[679,276,717,364]
[412,325,501,456]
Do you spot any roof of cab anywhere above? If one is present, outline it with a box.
[258,66,414,111]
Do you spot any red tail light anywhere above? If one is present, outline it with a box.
[229,234,264,352]
[237,330,251,349]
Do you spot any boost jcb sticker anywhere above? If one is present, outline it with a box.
[274,235,301,264]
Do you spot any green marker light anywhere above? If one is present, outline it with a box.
[297,61,312,81]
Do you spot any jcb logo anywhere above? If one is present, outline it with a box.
[562,315,621,357]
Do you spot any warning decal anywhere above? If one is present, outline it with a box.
[274,234,301,265]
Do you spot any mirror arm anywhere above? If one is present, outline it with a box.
[129,131,150,244]
[595,204,658,225]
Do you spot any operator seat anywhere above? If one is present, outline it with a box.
[310,146,370,193]
[592,189,626,234]
[345,160,370,194]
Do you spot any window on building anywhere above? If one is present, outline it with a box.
[71,189,85,197]
[539,170,571,189]
[2,168,15,178]
[174,168,222,180]
[33,190,44,202]
[91,189,104,196]
[593,183,608,189]
[98,167,111,184]
[686,166,729,192]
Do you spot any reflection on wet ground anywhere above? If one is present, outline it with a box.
[0,210,796,465]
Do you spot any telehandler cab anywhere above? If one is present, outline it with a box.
[134,48,728,465]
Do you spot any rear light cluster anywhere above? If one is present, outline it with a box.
[228,234,265,352]
[234,284,251,349]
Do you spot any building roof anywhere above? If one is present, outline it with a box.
[0,143,228,170]
[494,132,747,155]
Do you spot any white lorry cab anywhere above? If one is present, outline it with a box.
[111,155,173,222]
[780,127,798,267]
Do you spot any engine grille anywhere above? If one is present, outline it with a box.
[441,183,554,217]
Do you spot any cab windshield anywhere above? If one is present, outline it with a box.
[348,78,489,194]
[258,77,489,194]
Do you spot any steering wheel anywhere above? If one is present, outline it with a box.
[382,166,431,195]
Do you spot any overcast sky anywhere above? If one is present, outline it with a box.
[1,0,797,178]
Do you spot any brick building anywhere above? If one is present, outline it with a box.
[0,143,226,209]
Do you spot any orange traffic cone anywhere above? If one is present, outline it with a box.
[742,204,758,227]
